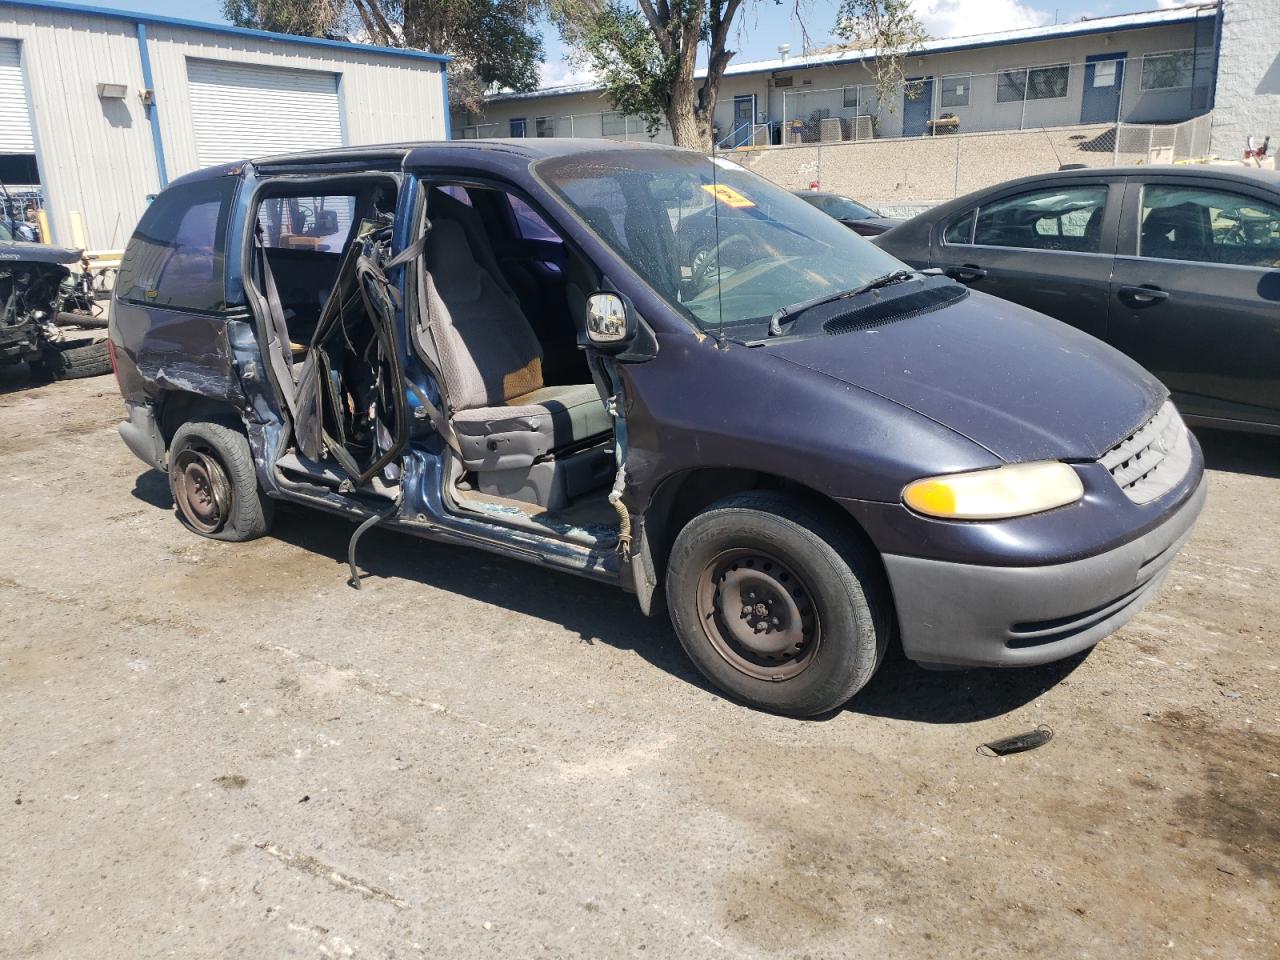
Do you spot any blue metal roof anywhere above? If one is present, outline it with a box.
[0,0,451,63]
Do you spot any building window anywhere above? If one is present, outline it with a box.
[842,86,858,109]
[1140,50,1195,91]
[940,74,971,108]
[996,63,1069,102]
[602,111,627,136]
[535,116,553,137]
[509,118,527,137]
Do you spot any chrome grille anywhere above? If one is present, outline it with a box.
[1099,401,1191,504]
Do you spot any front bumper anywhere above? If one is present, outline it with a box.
[883,475,1206,668]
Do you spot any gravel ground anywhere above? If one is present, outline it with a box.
[1,369,1277,960]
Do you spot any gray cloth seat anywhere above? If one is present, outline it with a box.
[422,217,611,471]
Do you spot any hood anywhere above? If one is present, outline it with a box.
[0,242,82,265]
[847,217,901,237]
[768,289,1165,462]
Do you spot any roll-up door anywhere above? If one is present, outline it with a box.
[186,59,343,167]
[0,40,34,155]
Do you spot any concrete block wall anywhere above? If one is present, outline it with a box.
[740,124,1143,208]
[1210,0,1280,155]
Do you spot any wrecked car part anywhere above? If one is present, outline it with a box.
[608,463,631,558]
[978,725,1054,757]
[347,494,403,589]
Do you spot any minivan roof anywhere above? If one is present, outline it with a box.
[165,138,704,187]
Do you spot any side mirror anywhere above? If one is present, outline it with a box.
[584,291,635,351]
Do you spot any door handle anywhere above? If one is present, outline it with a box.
[946,264,987,282]
[1118,284,1169,305]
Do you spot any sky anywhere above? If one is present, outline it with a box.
[97,0,1192,88]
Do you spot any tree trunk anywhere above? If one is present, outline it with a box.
[667,104,710,149]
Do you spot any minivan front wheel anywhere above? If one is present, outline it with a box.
[666,492,889,717]
[168,420,273,542]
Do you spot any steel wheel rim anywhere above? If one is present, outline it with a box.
[695,548,821,681]
[173,447,233,535]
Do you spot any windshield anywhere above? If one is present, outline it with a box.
[0,220,10,242]
[800,193,878,221]
[536,149,906,335]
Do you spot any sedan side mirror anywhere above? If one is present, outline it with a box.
[584,291,635,352]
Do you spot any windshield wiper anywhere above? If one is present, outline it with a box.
[768,270,917,336]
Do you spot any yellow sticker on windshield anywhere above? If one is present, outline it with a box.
[701,184,756,208]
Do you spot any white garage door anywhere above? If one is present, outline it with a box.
[187,59,343,168]
[0,39,34,154]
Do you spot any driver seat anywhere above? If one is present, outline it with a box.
[422,219,611,472]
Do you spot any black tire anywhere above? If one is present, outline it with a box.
[168,419,273,542]
[40,339,112,380]
[666,491,891,717]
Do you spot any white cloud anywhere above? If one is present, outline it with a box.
[913,0,1052,39]
[538,59,599,88]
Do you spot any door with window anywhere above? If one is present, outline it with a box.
[732,95,755,147]
[1081,52,1125,123]
[902,77,933,137]
[932,179,1119,339]
[1108,178,1280,427]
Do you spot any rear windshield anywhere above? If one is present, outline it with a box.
[535,149,904,334]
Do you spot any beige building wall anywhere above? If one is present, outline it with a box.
[458,13,1216,147]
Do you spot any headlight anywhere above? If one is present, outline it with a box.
[902,461,1084,520]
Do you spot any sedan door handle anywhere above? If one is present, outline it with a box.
[1118,284,1170,305]
[946,264,987,282]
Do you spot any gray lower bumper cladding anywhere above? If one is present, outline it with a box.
[884,478,1207,668]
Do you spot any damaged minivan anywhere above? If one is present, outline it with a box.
[109,140,1205,716]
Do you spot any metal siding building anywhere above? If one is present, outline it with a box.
[0,0,449,250]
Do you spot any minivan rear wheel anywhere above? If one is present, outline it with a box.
[666,492,889,717]
[168,419,273,542]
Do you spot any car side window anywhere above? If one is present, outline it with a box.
[1140,184,1280,268]
[972,185,1108,253]
[118,177,237,311]
[943,210,975,244]
[257,194,356,253]
[508,194,561,243]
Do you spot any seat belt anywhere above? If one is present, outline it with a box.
[250,232,300,420]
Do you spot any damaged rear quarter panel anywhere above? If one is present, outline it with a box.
[110,298,245,409]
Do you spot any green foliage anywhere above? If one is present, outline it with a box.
[833,0,928,111]
[555,1,675,135]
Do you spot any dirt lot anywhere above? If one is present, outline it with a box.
[1,370,1277,960]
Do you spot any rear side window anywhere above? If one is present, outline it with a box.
[1140,184,1280,268]
[943,210,975,244]
[972,185,1108,253]
[257,194,356,253]
[118,177,237,311]
[508,194,561,243]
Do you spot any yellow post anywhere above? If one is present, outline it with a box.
[69,211,87,250]
[36,207,52,245]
